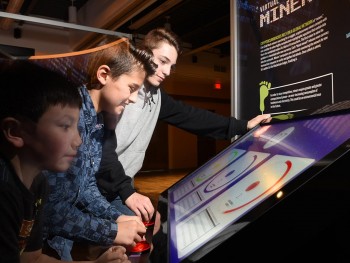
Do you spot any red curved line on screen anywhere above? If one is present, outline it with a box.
[223,160,292,214]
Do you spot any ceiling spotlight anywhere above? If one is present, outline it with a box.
[68,0,77,23]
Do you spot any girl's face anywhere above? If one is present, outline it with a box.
[147,42,178,87]
[23,104,81,172]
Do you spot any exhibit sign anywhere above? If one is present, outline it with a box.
[235,0,350,120]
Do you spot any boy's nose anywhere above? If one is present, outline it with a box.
[128,91,139,104]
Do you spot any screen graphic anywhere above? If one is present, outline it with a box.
[166,110,350,263]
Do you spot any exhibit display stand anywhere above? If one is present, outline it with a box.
[151,108,350,263]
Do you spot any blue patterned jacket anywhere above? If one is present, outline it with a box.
[42,86,122,260]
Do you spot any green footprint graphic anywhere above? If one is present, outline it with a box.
[259,81,271,114]
[273,113,294,120]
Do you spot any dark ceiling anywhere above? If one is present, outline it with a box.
[1,0,231,56]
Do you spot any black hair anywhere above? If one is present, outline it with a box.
[0,60,82,122]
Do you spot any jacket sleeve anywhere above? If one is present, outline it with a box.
[43,88,121,246]
[159,89,248,139]
[96,129,136,202]
[43,171,120,246]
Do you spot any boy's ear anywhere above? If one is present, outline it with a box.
[96,65,111,85]
[1,118,25,148]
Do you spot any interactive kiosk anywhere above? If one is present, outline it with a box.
[150,108,350,263]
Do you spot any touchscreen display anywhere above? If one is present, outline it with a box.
[167,110,350,263]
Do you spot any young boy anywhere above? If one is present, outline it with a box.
[41,39,157,260]
[0,60,130,263]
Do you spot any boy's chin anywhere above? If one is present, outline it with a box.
[148,78,162,87]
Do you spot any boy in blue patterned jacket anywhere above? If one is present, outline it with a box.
[41,39,157,260]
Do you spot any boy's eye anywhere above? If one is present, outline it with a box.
[60,123,72,130]
[129,86,138,93]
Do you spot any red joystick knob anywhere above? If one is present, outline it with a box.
[129,240,151,253]
[143,221,155,228]
[129,221,155,254]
